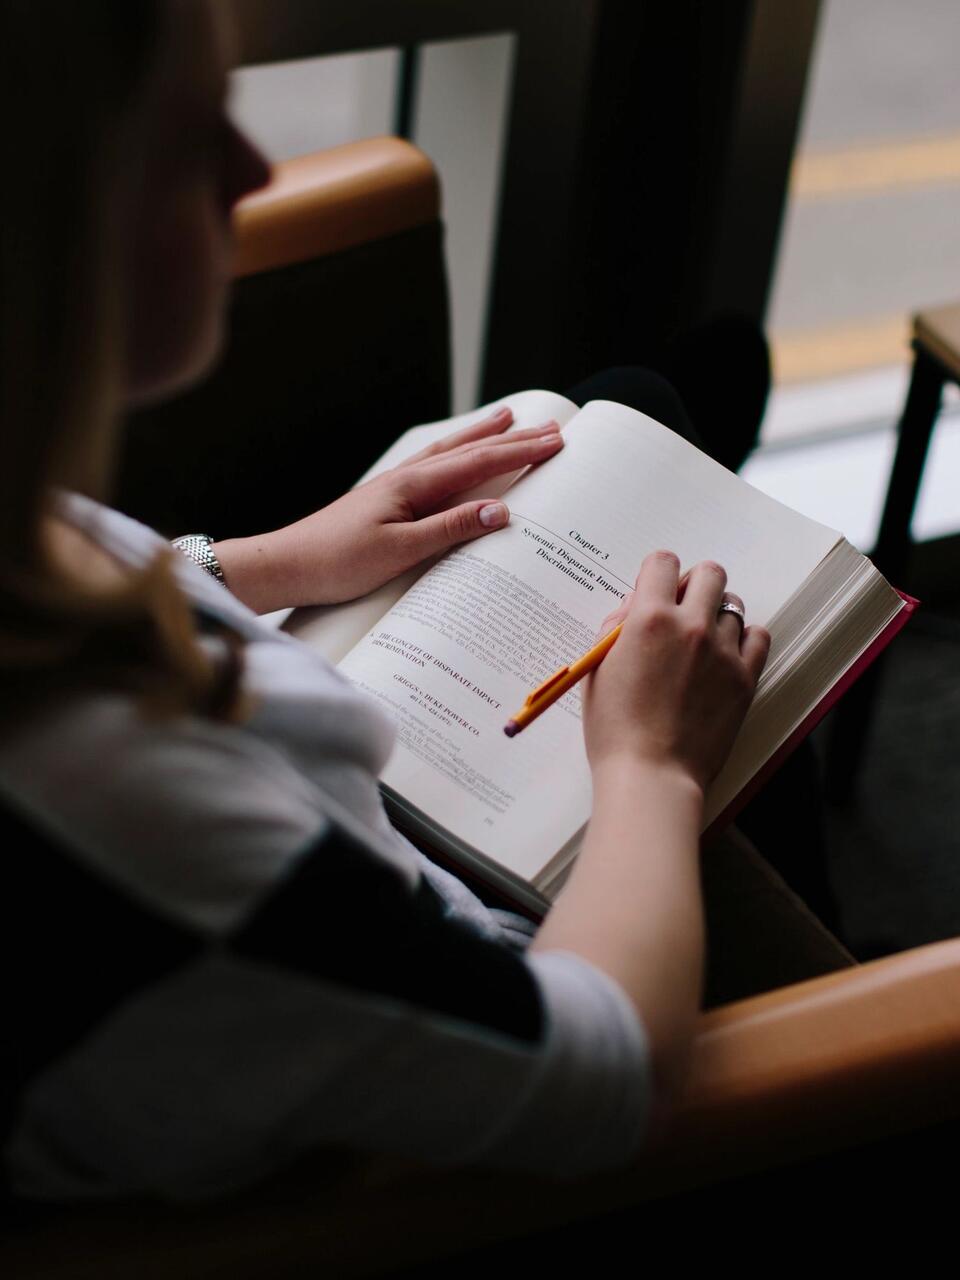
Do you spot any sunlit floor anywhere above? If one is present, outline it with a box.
[744,371,960,554]
[769,0,960,395]
[762,0,960,548]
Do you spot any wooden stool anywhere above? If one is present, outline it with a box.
[827,301,960,799]
[873,303,960,582]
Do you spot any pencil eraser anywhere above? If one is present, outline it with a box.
[503,720,520,738]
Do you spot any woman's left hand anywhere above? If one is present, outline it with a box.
[212,407,564,613]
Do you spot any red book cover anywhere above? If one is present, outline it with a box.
[703,589,918,840]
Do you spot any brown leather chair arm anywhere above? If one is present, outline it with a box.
[659,936,960,1181]
[335,942,960,1260]
[8,942,960,1277]
[232,136,440,277]
[368,941,960,1248]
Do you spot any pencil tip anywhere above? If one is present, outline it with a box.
[503,720,520,738]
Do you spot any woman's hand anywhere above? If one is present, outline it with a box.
[536,551,769,1115]
[581,549,770,796]
[213,407,564,613]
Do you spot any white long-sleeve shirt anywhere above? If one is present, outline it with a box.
[0,495,651,1200]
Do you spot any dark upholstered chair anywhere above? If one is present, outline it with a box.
[6,138,960,1277]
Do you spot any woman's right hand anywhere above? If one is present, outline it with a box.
[581,550,771,795]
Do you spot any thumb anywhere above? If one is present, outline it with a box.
[401,499,510,560]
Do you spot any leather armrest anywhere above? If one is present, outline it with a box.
[232,136,440,277]
[659,936,960,1179]
[8,942,960,1277]
[353,942,960,1255]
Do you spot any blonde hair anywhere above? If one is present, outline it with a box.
[0,0,244,719]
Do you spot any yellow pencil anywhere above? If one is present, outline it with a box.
[503,623,623,737]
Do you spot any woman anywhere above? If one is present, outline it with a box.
[0,1,769,1199]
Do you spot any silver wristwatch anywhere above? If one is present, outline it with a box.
[171,533,226,583]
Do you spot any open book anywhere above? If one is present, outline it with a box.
[286,390,914,915]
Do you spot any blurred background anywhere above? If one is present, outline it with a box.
[231,0,960,553]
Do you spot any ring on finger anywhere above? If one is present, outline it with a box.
[717,597,746,632]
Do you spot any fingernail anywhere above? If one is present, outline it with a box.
[479,502,508,528]
[538,419,561,432]
[537,430,564,448]
[493,406,512,421]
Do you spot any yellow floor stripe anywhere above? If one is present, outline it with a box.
[792,132,960,200]
[772,314,911,384]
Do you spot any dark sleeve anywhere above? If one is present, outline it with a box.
[4,808,651,1198]
[232,821,544,1043]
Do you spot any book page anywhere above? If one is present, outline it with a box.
[337,400,843,879]
[283,389,579,664]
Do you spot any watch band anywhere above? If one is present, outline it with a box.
[171,533,226,584]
